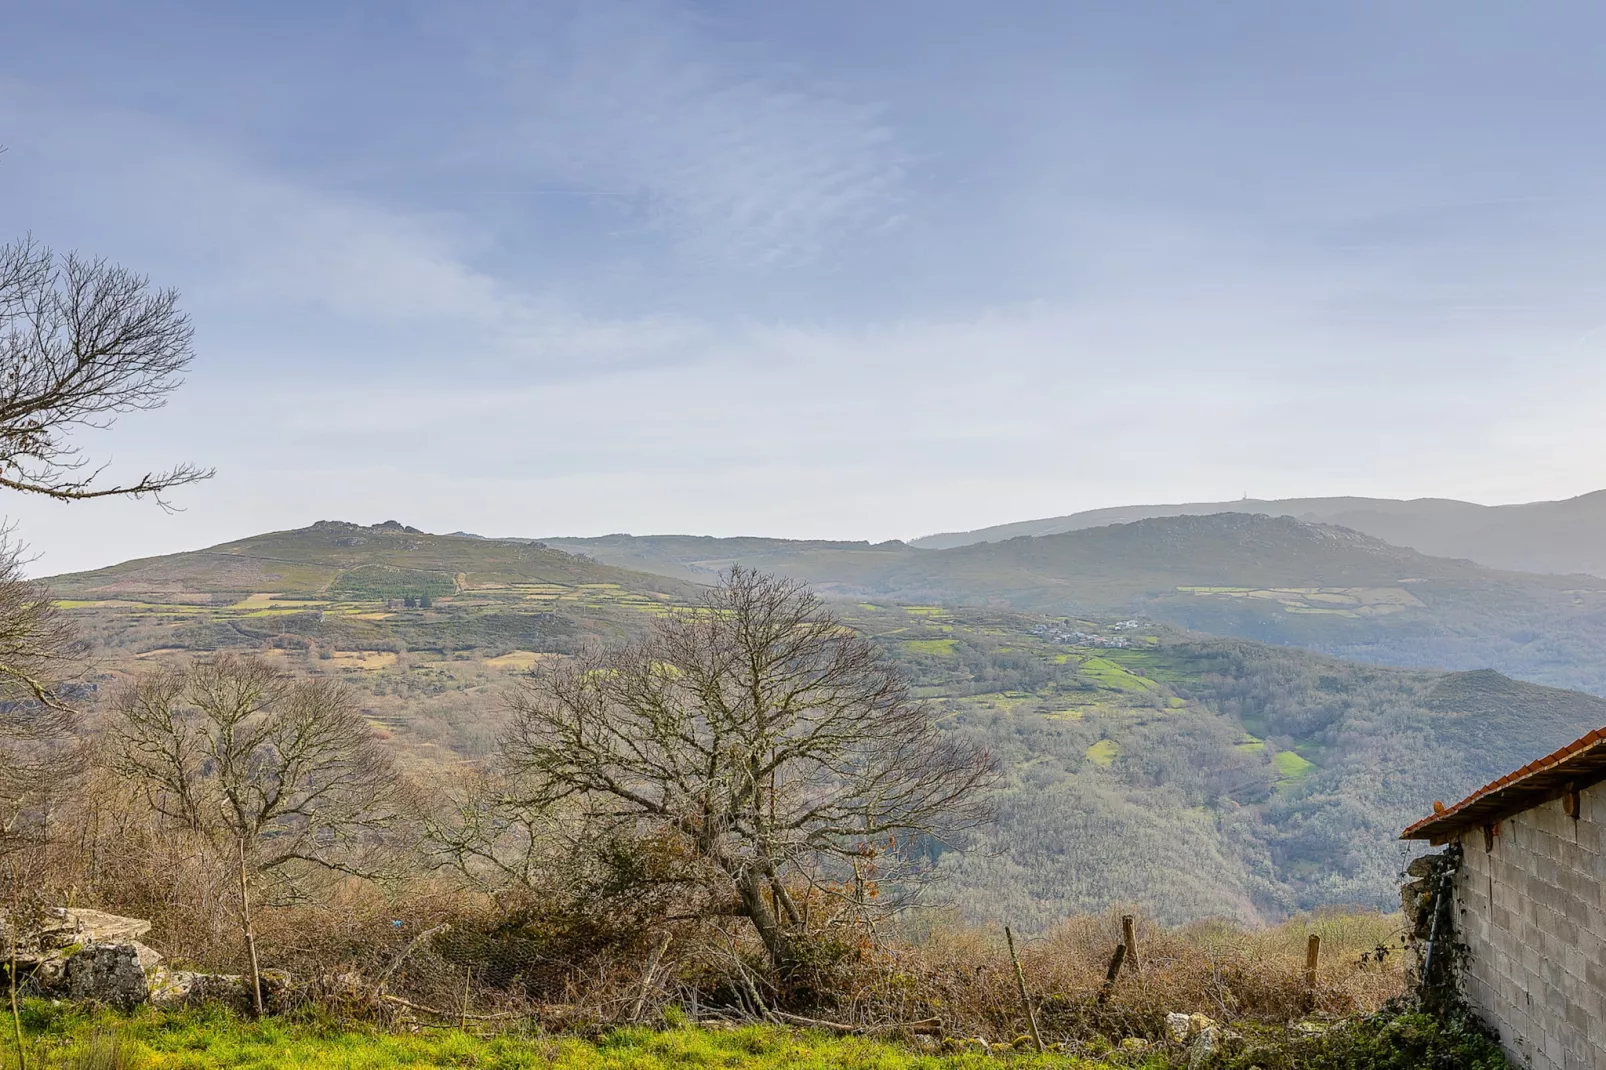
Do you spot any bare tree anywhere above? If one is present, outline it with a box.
[499,568,997,975]
[0,533,84,859]
[0,235,211,504]
[111,655,405,1012]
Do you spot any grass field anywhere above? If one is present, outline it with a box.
[1273,749,1316,780]
[7,1007,1150,1070]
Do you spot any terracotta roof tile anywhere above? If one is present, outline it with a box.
[1401,723,1606,840]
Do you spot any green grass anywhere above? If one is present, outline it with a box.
[7,1005,1150,1069]
[1085,739,1121,765]
[965,691,1040,715]
[1076,657,1156,693]
[901,638,958,657]
[329,565,458,601]
[1272,749,1315,779]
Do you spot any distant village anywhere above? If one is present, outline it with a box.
[1029,618,1144,648]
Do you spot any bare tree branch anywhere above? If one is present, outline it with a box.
[110,654,409,881]
[495,567,999,975]
[0,531,85,844]
[0,235,213,506]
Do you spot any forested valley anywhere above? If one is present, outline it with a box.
[40,521,1606,930]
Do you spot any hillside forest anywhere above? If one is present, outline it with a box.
[41,520,1606,931]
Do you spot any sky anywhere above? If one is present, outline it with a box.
[5,1,1606,574]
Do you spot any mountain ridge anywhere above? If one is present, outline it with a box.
[908,489,1606,577]
[47,520,692,602]
[536,512,1606,696]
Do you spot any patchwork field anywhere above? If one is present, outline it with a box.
[1174,585,1425,617]
[41,520,1606,931]
[542,514,1606,697]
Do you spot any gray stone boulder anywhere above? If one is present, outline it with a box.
[66,943,149,1009]
[2,906,293,1013]
[1,907,155,956]
[1,907,166,1008]
[49,909,153,946]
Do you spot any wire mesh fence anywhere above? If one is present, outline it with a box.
[273,911,692,1033]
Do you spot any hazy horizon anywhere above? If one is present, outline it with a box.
[30,484,1606,580]
[8,2,1606,574]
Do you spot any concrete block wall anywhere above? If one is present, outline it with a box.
[1453,783,1606,1070]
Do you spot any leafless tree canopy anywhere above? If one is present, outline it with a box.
[111,654,405,880]
[498,568,997,973]
[0,533,83,841]
[0,235,211,503]
[110,654,407,1012]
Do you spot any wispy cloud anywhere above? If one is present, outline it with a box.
[6,2,1606,575]
[0,85,500,323]
[0,83,714,384]
[476,1,907,267]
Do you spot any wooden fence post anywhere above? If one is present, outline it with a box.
[1122,915,1139,973]
[1096,942,1127,1004]
[1004,926,1044,1052]
[1305,933,1321,990]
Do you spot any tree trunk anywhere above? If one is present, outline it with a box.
[9,921,26,1070]
[766,864,802,927]
[237,838,264,1016]
[736,869,798,977]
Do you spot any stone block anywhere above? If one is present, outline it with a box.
[1552,915,1580,948]
[65,943,148,1010]
[1563,999,1589,1037]
[1573,822,1601,857]
[1562,946,1587,985]
[1407,801,1606,1069]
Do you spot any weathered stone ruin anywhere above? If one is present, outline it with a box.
[0,907,243,1010]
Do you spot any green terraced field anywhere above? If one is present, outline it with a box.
[1085,739,1121,765]
[1273,750,1316,780]
[901,638,959,656]
[1075,657,1157,692]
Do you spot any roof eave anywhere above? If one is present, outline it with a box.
[1400,738,1606,842]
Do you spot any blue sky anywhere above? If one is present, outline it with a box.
[5,1,1606,572]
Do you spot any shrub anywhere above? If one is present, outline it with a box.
[1212,1008,1510,1070]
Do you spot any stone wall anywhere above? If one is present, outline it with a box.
[1453,782,1605,1070]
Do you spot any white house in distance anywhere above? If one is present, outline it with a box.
[1402,725,1606,1070]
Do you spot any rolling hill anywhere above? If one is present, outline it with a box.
[48,520,698,714]
[547,514,1606,696]
[880,609,1606,926]
[38,517,1606,927]
[537,533,909,585]
[50,519,693,603]
[910,489,1606,577]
